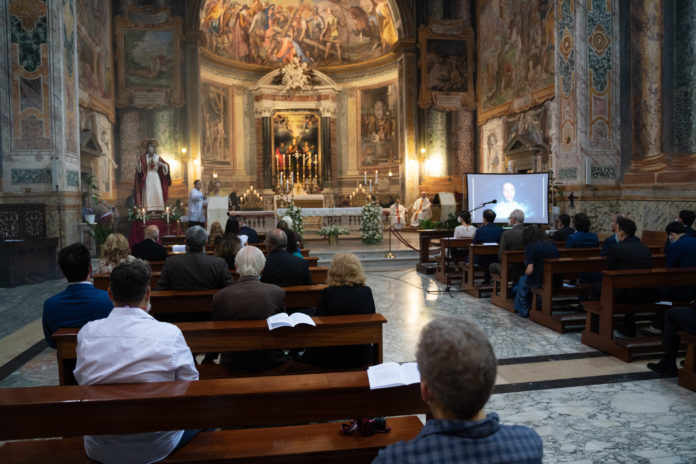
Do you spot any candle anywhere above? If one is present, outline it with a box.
[388,170,393,177]
[291,172,294,184]
[375,170,378,183]
[369,180,372,192]
[280,172,283,185]
[142,208,146,225]
[364,171,367,184]
[166,206,169,224]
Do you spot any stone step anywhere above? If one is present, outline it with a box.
[312,248,419,269]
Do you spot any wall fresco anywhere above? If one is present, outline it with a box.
[358,82,399,169]
[199,0,398,67]
[63,0,78,154]
[478,0,555,123]
[674,0,696,154]
[201,81,231,163]
[77,0,115,117]
[588,0,612,152]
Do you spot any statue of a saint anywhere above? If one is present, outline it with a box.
[134,140,172,213]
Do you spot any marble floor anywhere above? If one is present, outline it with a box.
[1,239,695,462]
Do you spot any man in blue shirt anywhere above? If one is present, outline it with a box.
[514,227,560,317]
[565,213,599,248]
[600,213,625,257]
[42,243,113,348]
[372,318,542,464]
[472,209,504,284]
[551,213,574,242]
[662,222,696,301]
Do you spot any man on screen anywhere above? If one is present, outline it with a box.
[493,182,524,218]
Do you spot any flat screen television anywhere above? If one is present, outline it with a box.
[465,173,549,224]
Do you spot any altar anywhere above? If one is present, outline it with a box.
[276,207,389,235]
[273,194,326,210]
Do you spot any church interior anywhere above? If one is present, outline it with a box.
[1,0,696,462]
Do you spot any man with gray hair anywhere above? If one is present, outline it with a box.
[211,246,287,371]
[373,318,542,463]
[490,209,526,282]
[157,226,233,290]
[132,225,168,261]
[261,228,312,289]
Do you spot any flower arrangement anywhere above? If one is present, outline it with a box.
[285,202,304,238]
[360,202,383,244]
[127,206,148,223]
[165,204,183,223]
[318,225,350,237]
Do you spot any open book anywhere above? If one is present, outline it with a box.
[266,312,316,331]
[367,362,421,390]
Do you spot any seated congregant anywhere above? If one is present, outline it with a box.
[208,221,224,246]
[95,233,132,274]
[211,246,287,372]
[662,221,696,301]
[472,209,504,284]
[238,216,261,244]
[278,220,303,258]
[302,253,377,369]
[565,213,599,248]
[514,226,560,318]
[664,209,696,253]
[454,212,477,239]
[131,225,168,262]
[647,300,696,376]
[42,243,113,348]
[372,317,543,463]
[74,258,199,463]
[157,226,233,290]
[214,218,243,270]
[490,209,526,283]
[552,213,574,242]
[600,212,625,257]
[261,228,312,289]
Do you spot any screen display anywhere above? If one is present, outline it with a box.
[466,173,549,224]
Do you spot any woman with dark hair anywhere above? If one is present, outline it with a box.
[565,213,599,248]
[454,212,477,239]
[277,220,302,258]
[514,226,559,317]
[215,218,243,269]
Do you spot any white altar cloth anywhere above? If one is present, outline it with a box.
[277,207,366,217]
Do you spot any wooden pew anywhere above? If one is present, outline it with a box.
[434,238,472,286]
[678,331,696,391]
[54,313,387,386]
[529,255,667,333]
[0,372,426,463]
[416,229,452,273]
[150,284,328,320]
[581,267,696,361]
[460,244,499,297]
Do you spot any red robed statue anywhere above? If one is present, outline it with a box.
[134,139,172,213]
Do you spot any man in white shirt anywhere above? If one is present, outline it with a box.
[188,179,207,228]
[410,192,432,226]
[74,257,199,464]
[389,198,407,228]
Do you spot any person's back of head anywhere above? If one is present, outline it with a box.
[679,210,695,227]
[572,213,591,233]
[558,213,571,228]
[459,212,472,226]
[417,318,496,420]
[482,209,496,224]
[102,233,130,266]
[234,245,266,277]
[110,258,151,307]
[523,225,547,245]
[238,216,246,227]
[266,228,288,252]
[210,221,224,238]
[144,225,159,241]
[510,209,524,224]
[277,220,298,253]
[327,253,365,287]
[224,217,240,236]
[186,226,208,252]
[58,242,91,282]
[617,217,637,238]
[666,221,687,235]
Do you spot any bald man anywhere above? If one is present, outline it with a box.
[131,225,168,262]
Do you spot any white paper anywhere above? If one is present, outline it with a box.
[482,242,499,246]
[289,312,316,327]
[655,301,673,306]
[172,244,186,253]
[367,362,421,390]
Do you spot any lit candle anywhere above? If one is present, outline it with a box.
[375,170,378,183]
[364,171,367,184]
[166,206,169,224]
[388,170,393,177]
[369,179,372,192]
[142,208,146,225]
[291,172,294,184]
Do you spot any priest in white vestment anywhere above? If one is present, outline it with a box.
[410,192,431,226]
[389,198,407,228]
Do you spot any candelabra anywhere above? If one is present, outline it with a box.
[240,186,264,210]
[348,184,371,207]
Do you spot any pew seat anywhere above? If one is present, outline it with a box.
[678,331,696,391]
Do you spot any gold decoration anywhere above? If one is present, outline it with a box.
[348,184,370,207]
[10,0,47,31]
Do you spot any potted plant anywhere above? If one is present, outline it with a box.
[318,225,349,245]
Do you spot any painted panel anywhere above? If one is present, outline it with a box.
[201,81,231,164]
[199,0,398,67]
[63,0,77,154]
[272,112,321,182]
[357,81,399,170]
[674,0,696,153]
[477,0,555,124]
[587,0,612,151]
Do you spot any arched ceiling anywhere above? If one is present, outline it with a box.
[198,0,402,71]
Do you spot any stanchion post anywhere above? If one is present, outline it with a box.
[384,225,395,259]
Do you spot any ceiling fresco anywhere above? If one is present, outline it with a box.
[200,0,398,67]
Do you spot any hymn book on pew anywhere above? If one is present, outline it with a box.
[267,312,316,330]
[367,362,420,390]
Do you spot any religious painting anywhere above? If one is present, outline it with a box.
[115,7,184,108]
[477,0,555,124]
[201,82,231,164]
[272,112,321,183]
[503,105,547,149]
[358,81,399,169]
[77,0,115,120]
[418,20,475,111]
[199,0,398,69]
[63,0,78,155]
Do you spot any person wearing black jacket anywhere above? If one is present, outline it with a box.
[131,225,168,262]
[261,228,312,288]
[551,214,574,242]
[648,300,696,376]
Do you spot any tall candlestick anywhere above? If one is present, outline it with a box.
[375,170,378,184]
[364,171,367,184]
[166,206,170,224]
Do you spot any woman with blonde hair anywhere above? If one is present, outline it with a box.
[208,221,224,246]
[302,252,376,368]
[95,233,132,274]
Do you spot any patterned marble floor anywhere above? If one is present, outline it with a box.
[1,256,694,462]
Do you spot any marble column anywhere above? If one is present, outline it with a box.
[321,116,332,186]
[261,116,272,188]
[450,0,475,177]
[0,0,82,245]
[625,0,667,181]
[183,33,202,190]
